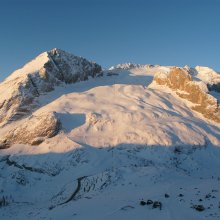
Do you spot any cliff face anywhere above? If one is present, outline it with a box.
[0,112,61,149]
[0,49,102,126]
[154,67,220,123]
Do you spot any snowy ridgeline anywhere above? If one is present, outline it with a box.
[0,55,220,148]
[109,63,156,70]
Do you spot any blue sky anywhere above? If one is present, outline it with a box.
[0,0,220,80]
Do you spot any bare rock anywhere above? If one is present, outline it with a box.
[140,200,147,206]
[192,204,205,212]
[152,201,162,210]
[154,67,220,123]
[0,112,61,146]
[165,193,170,198]
[146,199,154,205]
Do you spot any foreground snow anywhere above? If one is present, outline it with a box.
[1,144,220,220]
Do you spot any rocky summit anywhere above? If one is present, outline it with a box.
[0,48,101,127]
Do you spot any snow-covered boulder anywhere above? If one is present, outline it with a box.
[0,112,61,148]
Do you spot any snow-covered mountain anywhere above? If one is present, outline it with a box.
[0,49,220,220]
[0,48,101,127]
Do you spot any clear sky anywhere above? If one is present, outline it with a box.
[0,0,220,80]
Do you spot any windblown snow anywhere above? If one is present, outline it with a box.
[0,49,220,220]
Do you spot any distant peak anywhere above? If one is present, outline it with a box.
[109,63,156,70]
[47,48,65,56]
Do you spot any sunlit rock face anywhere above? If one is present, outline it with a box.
[0,112,61,148]
[0,49,102,126]
[154,67,220,123]
[47,48,102,83]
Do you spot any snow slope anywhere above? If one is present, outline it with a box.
[0,53,220,220]
[194,66,220,85]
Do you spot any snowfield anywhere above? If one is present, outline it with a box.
[0,50,220,220]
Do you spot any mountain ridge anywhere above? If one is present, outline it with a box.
[1,50,220,149]
[0,48,102,127]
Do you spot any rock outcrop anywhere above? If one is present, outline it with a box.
[0,48,102,126]
[0,112,61,148]
[154,67,220,123]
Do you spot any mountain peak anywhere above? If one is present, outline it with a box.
[48,48,72,56]
[0,49,102,127]
[48,48,70,57]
